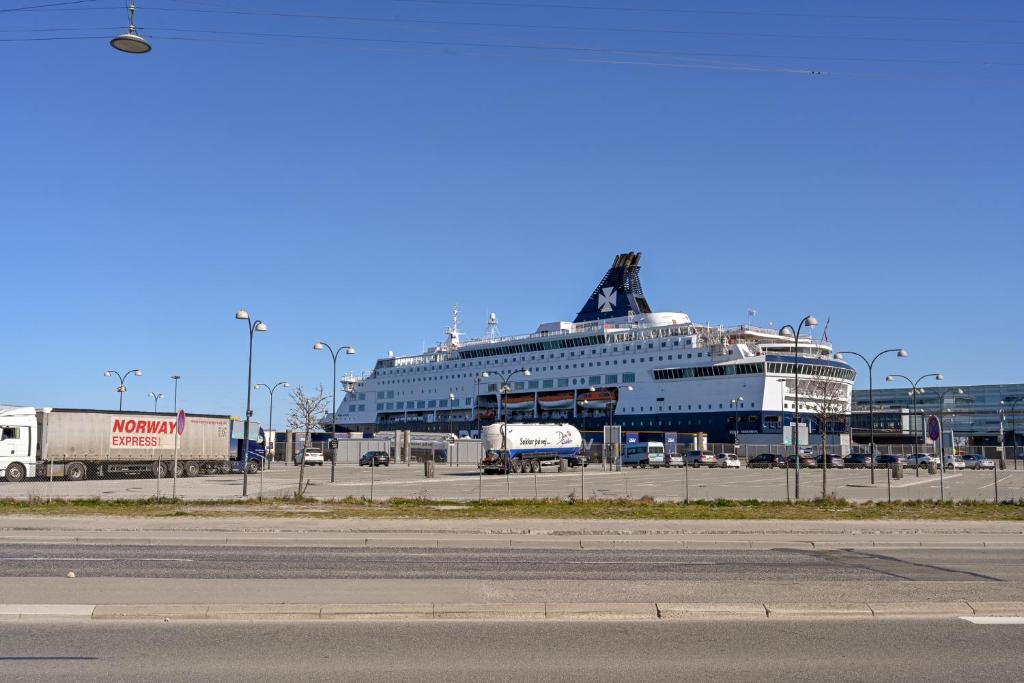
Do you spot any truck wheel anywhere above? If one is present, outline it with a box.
[151,462,167,479]
[5,463,26,483]
[185,462,200,478]
[66,462,88,481]
[172,461,185,478]
[246,460,260,474]
[219,462,231,475]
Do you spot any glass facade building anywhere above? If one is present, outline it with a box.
[852,383,1024,447]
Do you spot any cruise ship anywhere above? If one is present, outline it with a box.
[335,252,855,443]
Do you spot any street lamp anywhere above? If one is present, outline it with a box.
[885,372,942,448]
[779,315,816,499]
[730,396,744,451]
[104,368,143,411]
[1001,397,1023,470]
[110,2,151,53]
[313,341,356,483]
[148,392,164,412]
[255,381,289,465]
[489,368,530,486]
[236,308,267,497]
[475,372,489,436]
[776,378,790,502]
[834,348,907,483]
[448,392,456,439]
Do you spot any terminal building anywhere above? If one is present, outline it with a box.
[850,383,1024,449]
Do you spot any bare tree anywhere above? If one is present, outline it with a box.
[287,384,329,497]
[805,379,850,499]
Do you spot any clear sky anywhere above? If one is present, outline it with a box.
[2,0,1021,420]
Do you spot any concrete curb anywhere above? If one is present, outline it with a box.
[4,601,1023,622]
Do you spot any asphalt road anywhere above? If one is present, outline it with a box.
[1,620,1020,682]
[1,543,1019,582]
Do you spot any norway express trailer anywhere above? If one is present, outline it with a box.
[479,423,583,474]
[0,407,266,482]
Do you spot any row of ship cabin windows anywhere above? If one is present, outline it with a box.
[624,401,757,413]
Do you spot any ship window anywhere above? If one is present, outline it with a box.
[623,373,635,383]
[687,354,692,359]
[528,381,539,389]
[605,375,618,384]
[558,378,569,387]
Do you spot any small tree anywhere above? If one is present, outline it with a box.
[806,379,850,499]
[287,384,329,497]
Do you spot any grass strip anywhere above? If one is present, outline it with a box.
[0,496,1022,520]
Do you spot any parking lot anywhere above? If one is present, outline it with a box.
[3,460,1024,503]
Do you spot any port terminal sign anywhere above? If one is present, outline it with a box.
[176,410,186,435]
[625,432,639,444]
[926,415,940,442]
[665,432,678,455]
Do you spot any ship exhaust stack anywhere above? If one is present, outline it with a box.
[573,251,653,323]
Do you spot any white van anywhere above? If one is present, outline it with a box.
[621,442,665,468]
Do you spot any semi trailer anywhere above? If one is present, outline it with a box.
[0,407,266,482]
[479,423,583,474]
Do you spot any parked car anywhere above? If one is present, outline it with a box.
[682,450,717,467]
[786,454,816,468]
[942,454,966,470]
[716,453,741,469]
[843,453,874,469]
[906,453,935,467]
[747,453,786,469]
[815,454,845,469]
[359,450,390,467]
[962,453,995,470]
[295,449,325,466]
[876,454,908,466]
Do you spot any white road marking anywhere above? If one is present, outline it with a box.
[960,616,1024,625]
[1,557,194,562]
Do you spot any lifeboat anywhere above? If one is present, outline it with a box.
[477,409,496,420]
[578,389,617,410]
[538,392,574,410]
[503,395,535,411]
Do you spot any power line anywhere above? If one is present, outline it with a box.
[380,0,1024,25]
[145,2,1024,48]
[145,25,1024,67]
[0,0,100,12]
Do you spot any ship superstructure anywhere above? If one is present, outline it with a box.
[336,253,855,442]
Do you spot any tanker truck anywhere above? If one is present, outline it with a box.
[479,423,583,474]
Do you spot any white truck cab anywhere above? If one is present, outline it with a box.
[0,406,39,482]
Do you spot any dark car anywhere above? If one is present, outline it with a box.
[876,454,908,466]
[843,453,874,469]
[747,453,786,468]
[359,450,390,467]
[815,454,845,469]
[786,454,817,468]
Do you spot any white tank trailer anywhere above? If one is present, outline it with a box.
[479,423,583,474]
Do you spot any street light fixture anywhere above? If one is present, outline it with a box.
[110,2,151,53]
[147,392,164,412]
[779,315,816,499]
[885,372,942,448]
[104,368,143,411]
[236,308,267,497]
[313,342,355,483]
[834,348,907,483]
[730,396,744,451]
[255,381,289,465]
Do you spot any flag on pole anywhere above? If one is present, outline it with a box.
[821,317,831,343]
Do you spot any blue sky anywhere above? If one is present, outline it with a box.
[1,0,1021,419]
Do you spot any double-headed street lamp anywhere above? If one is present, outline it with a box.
[779,315,817,500]
[1001,397,1023,470]
[730,396,744,451]
[255,381,289,465]
[834,348,908,484]
[313,342,355,484]
[148,392,164,412]
[236,309,267,498]
[885,373,942,447]
[104,368,143,411]
[486,368,530,482]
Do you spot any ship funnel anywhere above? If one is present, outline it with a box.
[573,252,653,323]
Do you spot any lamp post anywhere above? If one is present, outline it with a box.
[448,391,456,441]
[776,378,790,502]
[886,372,942,446]
[779,315,817,499]
[1001,397,1023,470]
[171,375,181,414]
[255,381,289,466]
[104,368,143,411]
[313,341,356,484]
[834,348,908,484]
[730,396,744,452]
[236,309,267,498]
[489,368,530,492]
[474,373,488,436]
[148,392,164,412]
